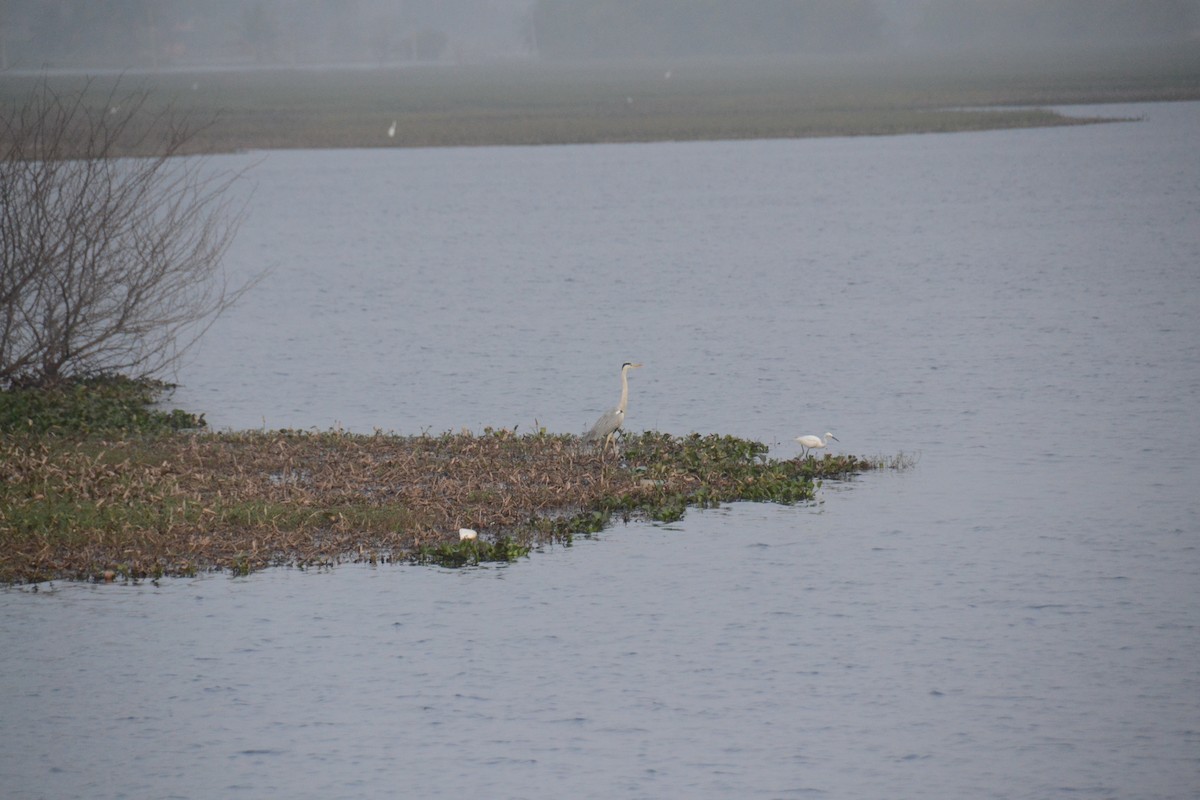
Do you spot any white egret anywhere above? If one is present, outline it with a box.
[583,362,643,452]
[796,432,838,458]
[458,528,477,541]
[387,120,397,138]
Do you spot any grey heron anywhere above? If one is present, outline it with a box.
[796,432,838,458]
[584,362,643,451]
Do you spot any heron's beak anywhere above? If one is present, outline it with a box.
[830,435,839,441]
[631,362,644,369]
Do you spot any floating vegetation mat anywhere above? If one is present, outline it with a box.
[0,428,897,583]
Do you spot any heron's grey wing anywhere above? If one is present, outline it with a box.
[584,408,621,442]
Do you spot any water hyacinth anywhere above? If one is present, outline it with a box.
[0,425,891,583]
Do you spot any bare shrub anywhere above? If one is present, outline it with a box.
[0,77,258,388]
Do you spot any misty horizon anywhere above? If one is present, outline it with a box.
[2,0,1197,72]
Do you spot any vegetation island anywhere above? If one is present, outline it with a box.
[0,376,902,583]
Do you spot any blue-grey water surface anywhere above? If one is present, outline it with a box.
[2,102,1198,799]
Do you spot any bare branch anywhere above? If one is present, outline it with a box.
[1,77,260,388]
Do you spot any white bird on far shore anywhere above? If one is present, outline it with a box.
[459,528,477,541]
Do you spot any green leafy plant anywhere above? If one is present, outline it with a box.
[0,374,204,434]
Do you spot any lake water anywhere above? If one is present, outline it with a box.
[3,102,1199,799]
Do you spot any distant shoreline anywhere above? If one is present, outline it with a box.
[3,48,1197,154]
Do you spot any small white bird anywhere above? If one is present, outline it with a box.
[796,432,838,458]
[458,528,478,541]
[387,120,397,138]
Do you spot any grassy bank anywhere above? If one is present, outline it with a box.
[4,46,1198,154]
[0,378,899,583]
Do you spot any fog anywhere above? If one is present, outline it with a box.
[2,0,1197,71]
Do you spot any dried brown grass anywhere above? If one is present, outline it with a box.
[4,429,800,583]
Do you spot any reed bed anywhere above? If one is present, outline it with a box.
[0,427,882,583]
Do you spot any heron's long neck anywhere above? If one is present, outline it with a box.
[617,367,630,413]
